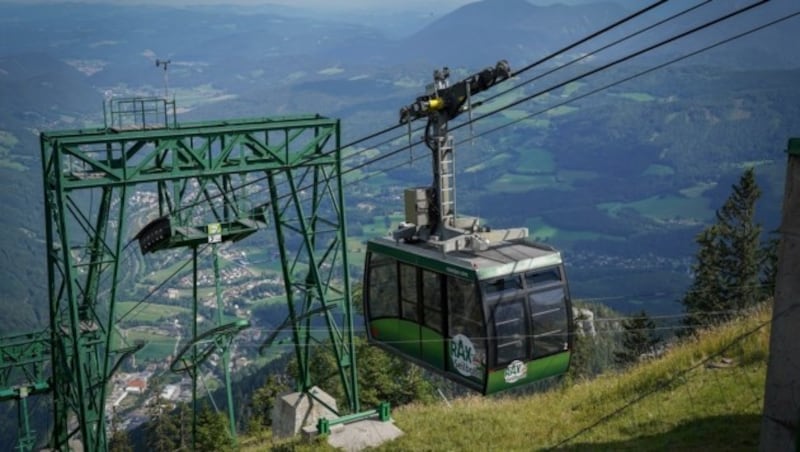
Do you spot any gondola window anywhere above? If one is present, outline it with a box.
[399,263,419,322]
[422,270,443,333]
[529,287,568,358]
[367,252,398,318]
[493,301,526,365]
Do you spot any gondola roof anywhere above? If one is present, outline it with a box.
[368,236,564,280]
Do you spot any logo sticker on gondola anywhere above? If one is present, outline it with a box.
[504,360,527,383]
[450,334,477,377]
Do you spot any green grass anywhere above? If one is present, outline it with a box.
[557,170,598,184]
[0,130,17,149]
[393,77,423,89]
[383,305,770,451]
[0,130,25,171]
[500,109,533,121]
[479,90,529,113]
[515,148,555,173]
[245,305,771,451]
[465,153,513,173]
[116,301,190,323]
[487,173,563,193]
[599,195,713,223]
[317,66,344,75]
[527,216,622,243]
[484,168,595,194]
[143,258,195,285]
[642,164,676,176]
[616,92,657,102]
[171,84,238,110]
[362,213,404,236]
[679,181,717,198]
[520,117,551,128]
[561,81,585,97]
[546,105,579,116]
[125,329,176,362]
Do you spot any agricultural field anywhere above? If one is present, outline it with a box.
[124,327,177,362]
[116,302,190,323]
[0,131,24,171]
[598,195,714,224]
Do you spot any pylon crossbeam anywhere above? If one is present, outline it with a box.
[36,113,359,450]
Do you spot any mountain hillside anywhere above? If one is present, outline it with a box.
[0,53,98,127]
[400,0,628,66]
[243,303,771,451]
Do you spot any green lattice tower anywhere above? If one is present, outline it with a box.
[40,98,359,451]
[0,330,51,452]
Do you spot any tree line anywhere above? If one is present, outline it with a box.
[585,167,778,374]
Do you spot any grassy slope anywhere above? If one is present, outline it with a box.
[245,304,771,451]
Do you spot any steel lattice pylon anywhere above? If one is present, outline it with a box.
[39,98,359,451]
[0,330,51,452]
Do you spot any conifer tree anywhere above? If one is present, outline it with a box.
[682,226,727,330]
[249,374,289,430]
[760,233,780,298]
[108,407,133,452]
[613,310,660,366]
[715,167,762,310]
[145,379,179,452]
[682,168,763,332]
[195,404,233,452]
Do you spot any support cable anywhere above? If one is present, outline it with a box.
[452,0,771,133]
[481,0,712,106]
[112,4,794,327]
[510,0,669,79]
[116,244,210,323]
[341,0,773,176]
[458,17,800,142]
[136,1,684,221]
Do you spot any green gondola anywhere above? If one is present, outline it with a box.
[363,60,574,394]
[364,235,573,395]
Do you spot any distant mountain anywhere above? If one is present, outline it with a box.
[0,52,98,334]
[387,0,799,70]
[0,53,99,127]
[397,0,629,67]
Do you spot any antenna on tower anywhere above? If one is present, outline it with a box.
[155,59,172,98]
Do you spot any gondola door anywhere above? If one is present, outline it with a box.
[420,269,445,368]
[398,263,446,368]
[398,263,422,361]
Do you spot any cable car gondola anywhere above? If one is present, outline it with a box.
[363,60,574,395]
[365,235,573,394]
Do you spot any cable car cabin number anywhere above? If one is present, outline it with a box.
[364,236,574,395]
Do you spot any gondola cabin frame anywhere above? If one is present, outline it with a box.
[364,236,574,395]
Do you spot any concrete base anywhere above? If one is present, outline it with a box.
[271,386,338,439]
[326,419,404,452]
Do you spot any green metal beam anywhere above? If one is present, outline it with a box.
[38,110,360,451]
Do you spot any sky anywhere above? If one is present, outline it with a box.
[0,0,590,13]
[0,0,478,7]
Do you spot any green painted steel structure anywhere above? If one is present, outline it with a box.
[0,330,51,452]
[36,98,359,450]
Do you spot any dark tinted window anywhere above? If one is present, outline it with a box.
[492,301,526,365]
[482,275,522,297]
[528,287,568,358]
[524,268,561,288]
[422,270,443,333]
[399,263,418,321]
[367,252,398,318]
